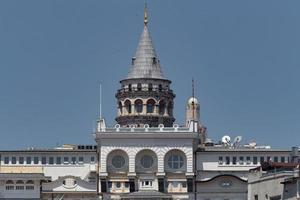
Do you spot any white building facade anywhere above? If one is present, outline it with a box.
[0,6,298,200]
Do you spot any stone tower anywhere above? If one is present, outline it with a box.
[115,7,175,127]
[185,97,200,127]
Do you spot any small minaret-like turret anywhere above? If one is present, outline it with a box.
[185,97,200,127]
[115,6,175,127]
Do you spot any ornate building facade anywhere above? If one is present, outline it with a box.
[0,6,298,200]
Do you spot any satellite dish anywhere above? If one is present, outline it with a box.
[222,135,231,144]
[233,136,242,143]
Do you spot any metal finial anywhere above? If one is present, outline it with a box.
[144,3,148,26]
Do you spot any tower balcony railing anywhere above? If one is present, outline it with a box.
[116,88,175,99]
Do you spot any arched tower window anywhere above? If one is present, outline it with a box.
[148,83,153,91]
[167,102,173,116]
[146,99,155,113]
[118,101,123,114]
[159,100,166,115]
[125,100,131,114]
[134,99,143,113]
[137,83,142,91]
[158,84,163,92]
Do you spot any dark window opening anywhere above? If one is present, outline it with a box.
[148,83,153,91]
[146,99,155,113]
[135,99,143,113]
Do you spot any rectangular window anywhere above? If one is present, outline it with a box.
[239,157,244,165]
[19,157,24,164]
[16,186,24,190]
[41,157,46,165]
[218,156,223,165]
[49,157,54,165]
[79,156,84,163]
[4,157,9,164]
[26,157,31,164]
[260,157,264,163]
[6,185,14,190]
[26,185,34,190]
[182,182,187,188]
[64,157,69,164]
[225,156,230,165]
[56,157,61,165]
[71,157,76,164]
[108,181,112,188]
[267,156,271,162]
[254,195,258,200]
[232,157,237,165]
[246,156,251,164]
[281,157,285,163]
[253,157,258,165]
[34,157,39,164]
[274,156,278,162]
[142,180,152,187]
[91,156,95,163]
[12,157,16,164]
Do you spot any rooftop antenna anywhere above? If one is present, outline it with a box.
[100,83,102,119]
[192,78,195,132]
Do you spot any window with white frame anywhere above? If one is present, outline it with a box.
[41,157,46,165]
[26,157,31,164]
[218,156,223,165]
[168,154,184,169]
[225,156,230,165]
[141,180,153,187]
[16,180,24,190]
[253,157,258,165]
[140,155,154,169]
[49,157,54,165]
[5,180,14,190]
[4,157,9,164]
[19,157,24,164]
[246,156,251,164]
[12,157,16,164]
[56,157,61,164]
[64,157,69,164]
[34,157,39,164]
[71,157,76,164]
[239,156,244,165]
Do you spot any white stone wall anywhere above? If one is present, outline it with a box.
[0,179,40,199]
[99,138,194,175]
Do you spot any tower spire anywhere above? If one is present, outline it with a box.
[144,3,148,26]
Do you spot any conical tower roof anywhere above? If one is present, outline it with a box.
[127,10,164,79]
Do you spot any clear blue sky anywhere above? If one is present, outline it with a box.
[0,0,299,150]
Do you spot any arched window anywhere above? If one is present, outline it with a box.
[26,180,34,184]
[148,83,153,91]
[168,154,184,169]
[16,180,24,184]
[128,84,132,91]
[159,100,166,115]
[125,100,131,114]
[118,101,123,114]
[6,180,14,184]
[141,155,154,169]
[167,102,173,116]
[135,99,143,113]
[137,83,142,91]
[158,84,163,92]
[146,99,155,113]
